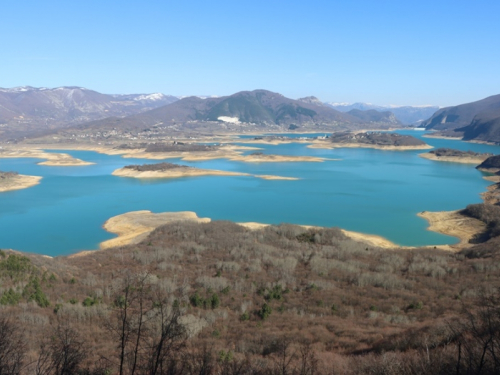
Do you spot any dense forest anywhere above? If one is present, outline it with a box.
[2,215,500,374]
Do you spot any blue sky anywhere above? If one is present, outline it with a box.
[1,0,499,106]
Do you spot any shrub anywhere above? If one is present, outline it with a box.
[22,277,49,307]
[258,303,272,320]
[0,288,21,305]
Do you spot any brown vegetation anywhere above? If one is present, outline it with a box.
[429,148,492,158]
[0,171,19,179]
[2,219,500,373]
[123,163,192,172]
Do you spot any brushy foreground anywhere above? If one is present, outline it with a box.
[1,220,500,374]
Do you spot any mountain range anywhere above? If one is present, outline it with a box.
[42,90,410,142]
[0,87,417,141]
[0,86,177,139]
[421,94,500,143]
[327,102,439,125]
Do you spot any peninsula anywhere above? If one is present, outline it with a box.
[0,148,94,166]
[0,171,42,192]
[99,210,210,250]
[112,162,299,181]
[419,148,493,164]
[97,209,399,252]
[309,131,432,150]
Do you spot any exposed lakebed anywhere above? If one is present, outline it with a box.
[0,131,498,255]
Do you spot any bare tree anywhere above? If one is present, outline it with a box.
[146,296,187,375]
[103,272,159,374]
[448,289,500,374]
[297,341,318,375]
[0,316,26,375]
[34,324,87,375]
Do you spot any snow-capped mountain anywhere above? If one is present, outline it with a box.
[0,87,178,139]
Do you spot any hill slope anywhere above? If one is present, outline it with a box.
[347,109,401,125]
[0,86,178,139]
[421,94,500,131]
[460,107,500,144]
[328,102,439,125]
[46,90,396,142]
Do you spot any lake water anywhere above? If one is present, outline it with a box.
[0,131,498,256]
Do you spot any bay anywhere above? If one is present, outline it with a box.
[0,131,496,256]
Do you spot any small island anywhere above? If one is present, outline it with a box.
[419,148,493,164]
[0,171,42,192]
[309,131,432,150]
[112,162,299,181]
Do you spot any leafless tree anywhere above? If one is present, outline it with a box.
[0,316,26,375]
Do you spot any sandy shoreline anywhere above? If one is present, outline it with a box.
[93,210,486,256]
[307,141,432,151]
[478,167,500,174]
[89,210,401,255]
[0,148,94,166]
[417,210,485,249]
[99,210,211,250]
[418,153,489,164]
[112,167,299,181]
[0,174,42,192]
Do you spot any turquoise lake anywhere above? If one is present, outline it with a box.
[0,130,498,256]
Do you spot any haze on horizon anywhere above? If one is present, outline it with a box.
[2,0,499,108]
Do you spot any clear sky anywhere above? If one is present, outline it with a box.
[1,0,499,107]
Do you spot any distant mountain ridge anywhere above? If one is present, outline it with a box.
[421,94,500,144]
[346,109,400,125]
[0,86,178,139]
[421,94,500,131]
[67,90,373,135]
[327,102,439,125]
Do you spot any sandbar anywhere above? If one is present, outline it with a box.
[418,153,489,164]
[112,166,299,181]
[307,141,432,151]
[0,174,42,192]
[417,210,486,249]
[0,148,94,166]
[100,210,211,249]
